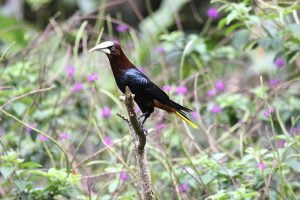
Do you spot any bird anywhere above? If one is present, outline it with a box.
[89,41,199,129]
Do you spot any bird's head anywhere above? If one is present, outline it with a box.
[89,41,121,56]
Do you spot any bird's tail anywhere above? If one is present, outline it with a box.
[170,100,192,112]
[175,110,199,129]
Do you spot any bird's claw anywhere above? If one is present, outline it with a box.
[143,128,148,136]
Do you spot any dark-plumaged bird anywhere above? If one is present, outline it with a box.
[89,41,198,129]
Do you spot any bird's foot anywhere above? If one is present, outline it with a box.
[143,128,148,136]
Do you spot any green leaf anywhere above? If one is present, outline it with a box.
[250,86,268,99]
[287,24,300,37]
[285,159,300,172]
[0,166,14,179]
[108,179,119,193]
[20,161,42,169]
[11,102,27,116]
[258,38,272,50]
[15,180,29,192]
[233,30,249,50]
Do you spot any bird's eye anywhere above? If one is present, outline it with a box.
[111,46,116,51]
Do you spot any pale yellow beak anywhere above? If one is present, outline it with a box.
[89,41,114,54]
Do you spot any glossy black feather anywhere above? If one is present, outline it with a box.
[123,68,170,104]
[122,68,191,114]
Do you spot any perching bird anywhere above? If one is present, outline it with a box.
[89,41,199,129]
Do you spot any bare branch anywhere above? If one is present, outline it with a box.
[123,86,154,200]
[0,86,55,109]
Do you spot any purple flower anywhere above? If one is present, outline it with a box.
[38,135,48,142]
[257,162,266,170]
[73,82,84,92]
[215,80,225,91]
[294,126,300,134]
[87,73,98,83]
[155,46,164,53]
[104,136,112,146]
[138,67,145,73]
[207,7,219,19]
[178,182,189,193]
[263,111,270,117]
[101,106,111,118]
[156,123,166,134]
[120,171,129,181]
[163,85,172,92]
[238,119,246,125]
[210,105,222,113]
[263,106,274,117]
[126,41,134,49]
[0,129,4,137]
[176,86,188,95]
[274,57,285,68]
[26,127,32,134]
[26,124,35,134]
[277,139,286,148]
[269,106,274,113]
[191,111,200,120]
[207,88,217,97]
[66,65,75,78]
[116,24,128,32]
[60,132,71,141]
[268,79,280,88]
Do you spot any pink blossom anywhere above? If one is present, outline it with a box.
[178,182,189,193]
[66,65,75,77]
[38,135,48,142]
[191,111,200,120]
[155,46,164,53]
[101,106,111,118]
[277,139,286,148]
[156,123,166,133]
[207,88,217,97]
[60,132,71,141]
[257,162,266,170]
[73,82,84,92]
[263,106,274,117]
[163,85,172,92]
[294,126,300,135]
[26,124,35,134]
[116,24,128,32]
[274,58,285,68]
[210,105,222,113]
[87,73,98,83]
[104,136,112,146]
[120,171,129,181]
[126,42,134,49]
[215,80,225,91]
[268,79,280,88]
[176,86,188,95]
[207,7,219,19]
[138,67,145,73]
[0,129,4,137]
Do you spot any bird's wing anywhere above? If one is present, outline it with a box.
[124,68,170,104]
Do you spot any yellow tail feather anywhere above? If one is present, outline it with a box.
[175,111,199,129]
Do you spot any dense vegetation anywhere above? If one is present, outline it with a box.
[0,0,299,199]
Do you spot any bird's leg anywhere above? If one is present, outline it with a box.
[142,113,150,124]
[138,112,149,122]
[138,112,150,124]
[138,112,151,136]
